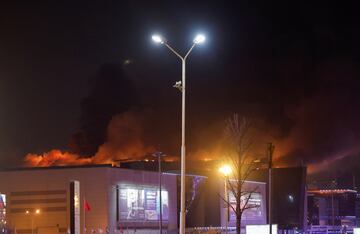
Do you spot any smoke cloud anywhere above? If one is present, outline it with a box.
[25,111,155,166]
[69,63,137,156]
[24,58,360,179]
[273,61,360,174]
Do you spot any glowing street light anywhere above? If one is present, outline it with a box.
[193,34,206,44]
[219,164,232,234]
[219,165,232,177]
[26,209,41,234]
[151,33,206,234]
[152,35,165,44]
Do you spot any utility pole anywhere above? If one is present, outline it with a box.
[153,152,165,234]
[353,174,357,190]
[268,143,275,234]
[331,179,336,227]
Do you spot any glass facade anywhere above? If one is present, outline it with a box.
[228,192,264,222]
[119,186,169,222]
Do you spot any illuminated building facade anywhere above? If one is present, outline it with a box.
[220,180,267,227]
[0,164,270,233]
[0,165,178,233]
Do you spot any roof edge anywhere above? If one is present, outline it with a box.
[0,164,114,172]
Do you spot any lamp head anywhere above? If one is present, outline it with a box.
[152,34,165,44]
[193,34,206,44]
[219,165,232,176]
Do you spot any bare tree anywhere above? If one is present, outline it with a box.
[221,114,260,234]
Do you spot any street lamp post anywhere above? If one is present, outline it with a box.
[153,151,166,234]
[152,33,205,234]
[267,143,274,234]
[331,180,336,227]
[26,209,40,234]
[219,165,232,234]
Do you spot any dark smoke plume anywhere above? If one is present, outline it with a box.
[69,63,137,156]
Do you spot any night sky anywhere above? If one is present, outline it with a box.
[1,1,360,179]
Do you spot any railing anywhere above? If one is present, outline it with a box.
[307,225,353,234]
[186,227,237,234]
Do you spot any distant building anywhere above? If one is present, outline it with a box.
[307,189,357,226]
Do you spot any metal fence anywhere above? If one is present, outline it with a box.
[306,225,353,234]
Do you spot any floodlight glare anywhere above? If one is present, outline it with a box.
[152,35,164,44]
[193,34,206,44]
[219,165,232,176]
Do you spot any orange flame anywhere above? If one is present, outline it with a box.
[25,149,93,167]
[24,111,297,169]
[24,111,157,167]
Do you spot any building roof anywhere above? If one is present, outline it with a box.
[308,189,357,196]
[0,163,208,178]
[0,163,114,172]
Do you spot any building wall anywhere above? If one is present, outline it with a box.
[271,167,307,229]
[0,165,178,233]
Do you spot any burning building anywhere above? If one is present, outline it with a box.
[0,164,178,234]
[0,162,270,233]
